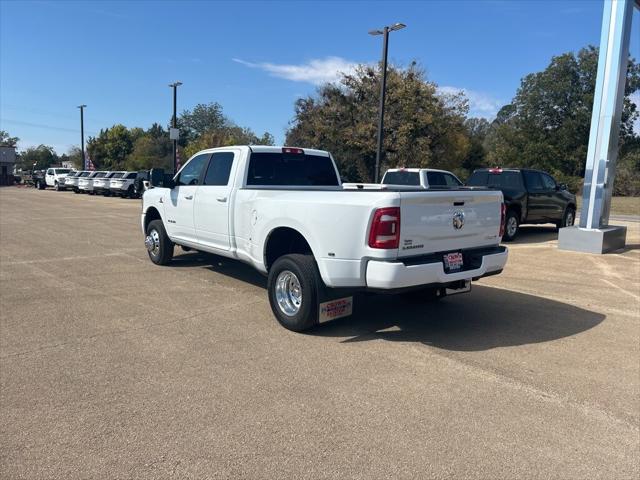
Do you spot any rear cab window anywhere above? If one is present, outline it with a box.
[246,151,338,186]
[467,170,522,189]
[382,171,420,186]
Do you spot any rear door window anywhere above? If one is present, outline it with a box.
[247,152,338,186]
[523,171,545,192]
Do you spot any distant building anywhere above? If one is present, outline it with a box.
[0,145,17,186]
[61,160,74,169]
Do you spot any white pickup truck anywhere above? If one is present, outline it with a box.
[382,168,463,188]
[142,146,508,331]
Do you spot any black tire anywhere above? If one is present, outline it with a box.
[127,185,136,198]
[503,209,519,242]
[145,219,173,265]
[36,180,45,190]
[73,188,80,194]
[267,254,321,332]
[556,207,576,230]
[54,181,60,191]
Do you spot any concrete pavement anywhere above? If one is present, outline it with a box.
[1,187,638,479]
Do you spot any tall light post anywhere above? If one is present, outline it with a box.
[369,22,406,183]
[77,105,86,169]
[169,81,183,174]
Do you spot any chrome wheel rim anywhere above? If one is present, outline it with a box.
[507,217,518,237]
[145,229,160,257]
[275,270,302,316]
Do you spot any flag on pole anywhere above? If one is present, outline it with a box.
[85,150,95,171]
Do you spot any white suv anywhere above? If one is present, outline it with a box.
[109,171,138,197]
[93,171,125,195]
[78,171,107,194]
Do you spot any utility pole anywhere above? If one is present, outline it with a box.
[169,82,182,174]
[77,105,86,169]
[369,23,406,183]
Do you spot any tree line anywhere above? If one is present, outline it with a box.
[3,45,639,195]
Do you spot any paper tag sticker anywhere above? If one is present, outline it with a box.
[319,296,353,322]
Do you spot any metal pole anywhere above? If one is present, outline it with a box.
[78,105,86,169]
[375,27,389,183]
[172,84,177,174]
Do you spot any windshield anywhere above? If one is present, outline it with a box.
[247,152,339,186]
[55,169,71,174]
[110,172,124,179]
[382,171,420,186]
[93,172,106,178]
[79,172,91,177]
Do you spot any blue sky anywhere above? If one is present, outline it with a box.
[1,0,639,154]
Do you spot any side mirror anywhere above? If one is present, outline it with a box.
[558,183,567,191]
[150,168,171,188]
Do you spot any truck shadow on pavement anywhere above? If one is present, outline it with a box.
[313,286,605,351]
[509,225,559,244]
[169,251,604,352]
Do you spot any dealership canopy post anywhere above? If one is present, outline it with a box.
[558,0,638,254]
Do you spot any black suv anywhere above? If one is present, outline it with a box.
[466,168,577,241]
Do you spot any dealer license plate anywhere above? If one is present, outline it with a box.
[443,252,463,272]
[319,296,353,322]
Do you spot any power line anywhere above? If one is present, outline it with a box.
[0,118,98,136]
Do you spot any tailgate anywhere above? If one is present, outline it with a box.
[397,190,503,257]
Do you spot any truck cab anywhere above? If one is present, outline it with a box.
[382,168,462,189]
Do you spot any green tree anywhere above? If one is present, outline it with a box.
[178,103,226,145]
[485,46,640,192]
[87,124,136,170]
[183,125,274,158]
[0,130,19,147]
[462,117,491,174]
[61,146,84,169]
[286,62,470,182]
[126,124,173,170]
[18,145,58,170]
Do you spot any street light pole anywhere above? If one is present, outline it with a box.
[369,23,406,183]
[169,81,182,174]
[77,105,86,169]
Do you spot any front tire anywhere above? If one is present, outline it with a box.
[268,254,320,332]
[54,181,60,191]
[145,219,173,265]
[503,209,519,242]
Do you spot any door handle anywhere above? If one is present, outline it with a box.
[184,195,193,200]
[216,197,227,202]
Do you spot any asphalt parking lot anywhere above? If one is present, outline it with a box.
[1,186,638,479]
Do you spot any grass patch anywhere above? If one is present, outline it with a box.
[577,196,640,216]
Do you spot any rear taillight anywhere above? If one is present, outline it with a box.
[499,203,506,237]
[368,207,400,249]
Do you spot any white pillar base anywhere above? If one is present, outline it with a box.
[558,225,627,254]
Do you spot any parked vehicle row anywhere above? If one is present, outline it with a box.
[57,170,147,197]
